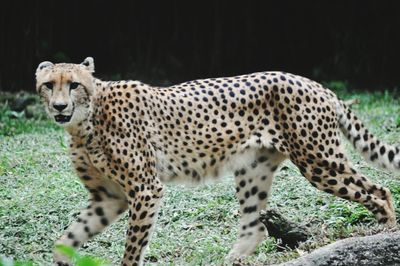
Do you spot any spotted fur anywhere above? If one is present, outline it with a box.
[35,58,397,266]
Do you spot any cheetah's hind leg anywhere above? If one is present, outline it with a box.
[226,148,285,261]
[292,152,396,226]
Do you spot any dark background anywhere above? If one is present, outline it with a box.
[1,0,400,92]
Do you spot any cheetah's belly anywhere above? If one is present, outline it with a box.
[154,147,260,185]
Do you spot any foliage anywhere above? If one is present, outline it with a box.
[0,257,33,266]
[0,246,108,266]
[323,202,374,228]
[0,102,60,136]
[55,245,108,266]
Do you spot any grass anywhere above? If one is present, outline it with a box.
[0,97,59,137]
[1,88,400,265]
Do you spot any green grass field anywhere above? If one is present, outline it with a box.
[1,89,400,265]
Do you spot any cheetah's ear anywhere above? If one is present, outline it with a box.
[81,57,95,73]
[36,61,54,75]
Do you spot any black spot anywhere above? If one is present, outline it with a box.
[388,150,395,162]
[140,224,149,232]
[243,205,257,213]
[82,175,92,180]
[139,211,148,220]
[95,207,104,216]
[327,179,338,185]
[344,177,355,185]
[76,167,86,173]
[249,219,259,227]
[132,225,140,232]
[258,191,267,200]
[262,118,269,125]
[136,202,142,211]
[258,156,268,163]
[380,146,386,155]
[100,217,108,226]
[93,194,102,202]
[313,168,323,175]
[338,187,348,195]
[311,176,321,182]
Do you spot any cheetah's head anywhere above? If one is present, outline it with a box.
[35,57,95,128]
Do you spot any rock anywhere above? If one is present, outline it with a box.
[25,104,46,119]
[274,232,400,266]
[259,209,311,249]
[0,92,43,119]
[10,94,37,112]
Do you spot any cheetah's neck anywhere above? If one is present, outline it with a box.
[64,77,104,139]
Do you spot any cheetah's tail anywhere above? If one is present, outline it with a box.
[337,100,400,173]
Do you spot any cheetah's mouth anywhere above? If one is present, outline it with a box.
[54,114,72,124]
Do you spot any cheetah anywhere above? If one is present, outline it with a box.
[35,57,397,266]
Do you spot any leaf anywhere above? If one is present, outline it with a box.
[54,245,108,266]
[76,256,105,266]
[0,256,14,266]
[55,245,78,260]
[9,111,25,119]
[14,262,33,266]
[0,257,33,266]
[59,135,67,149]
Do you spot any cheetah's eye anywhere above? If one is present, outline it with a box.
[70,82,80,90]
[43,82,53,90]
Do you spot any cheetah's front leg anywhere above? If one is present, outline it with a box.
[54,187,128,265]
[122,183,164,266]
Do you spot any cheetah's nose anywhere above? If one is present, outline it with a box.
[53,103,68,112]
